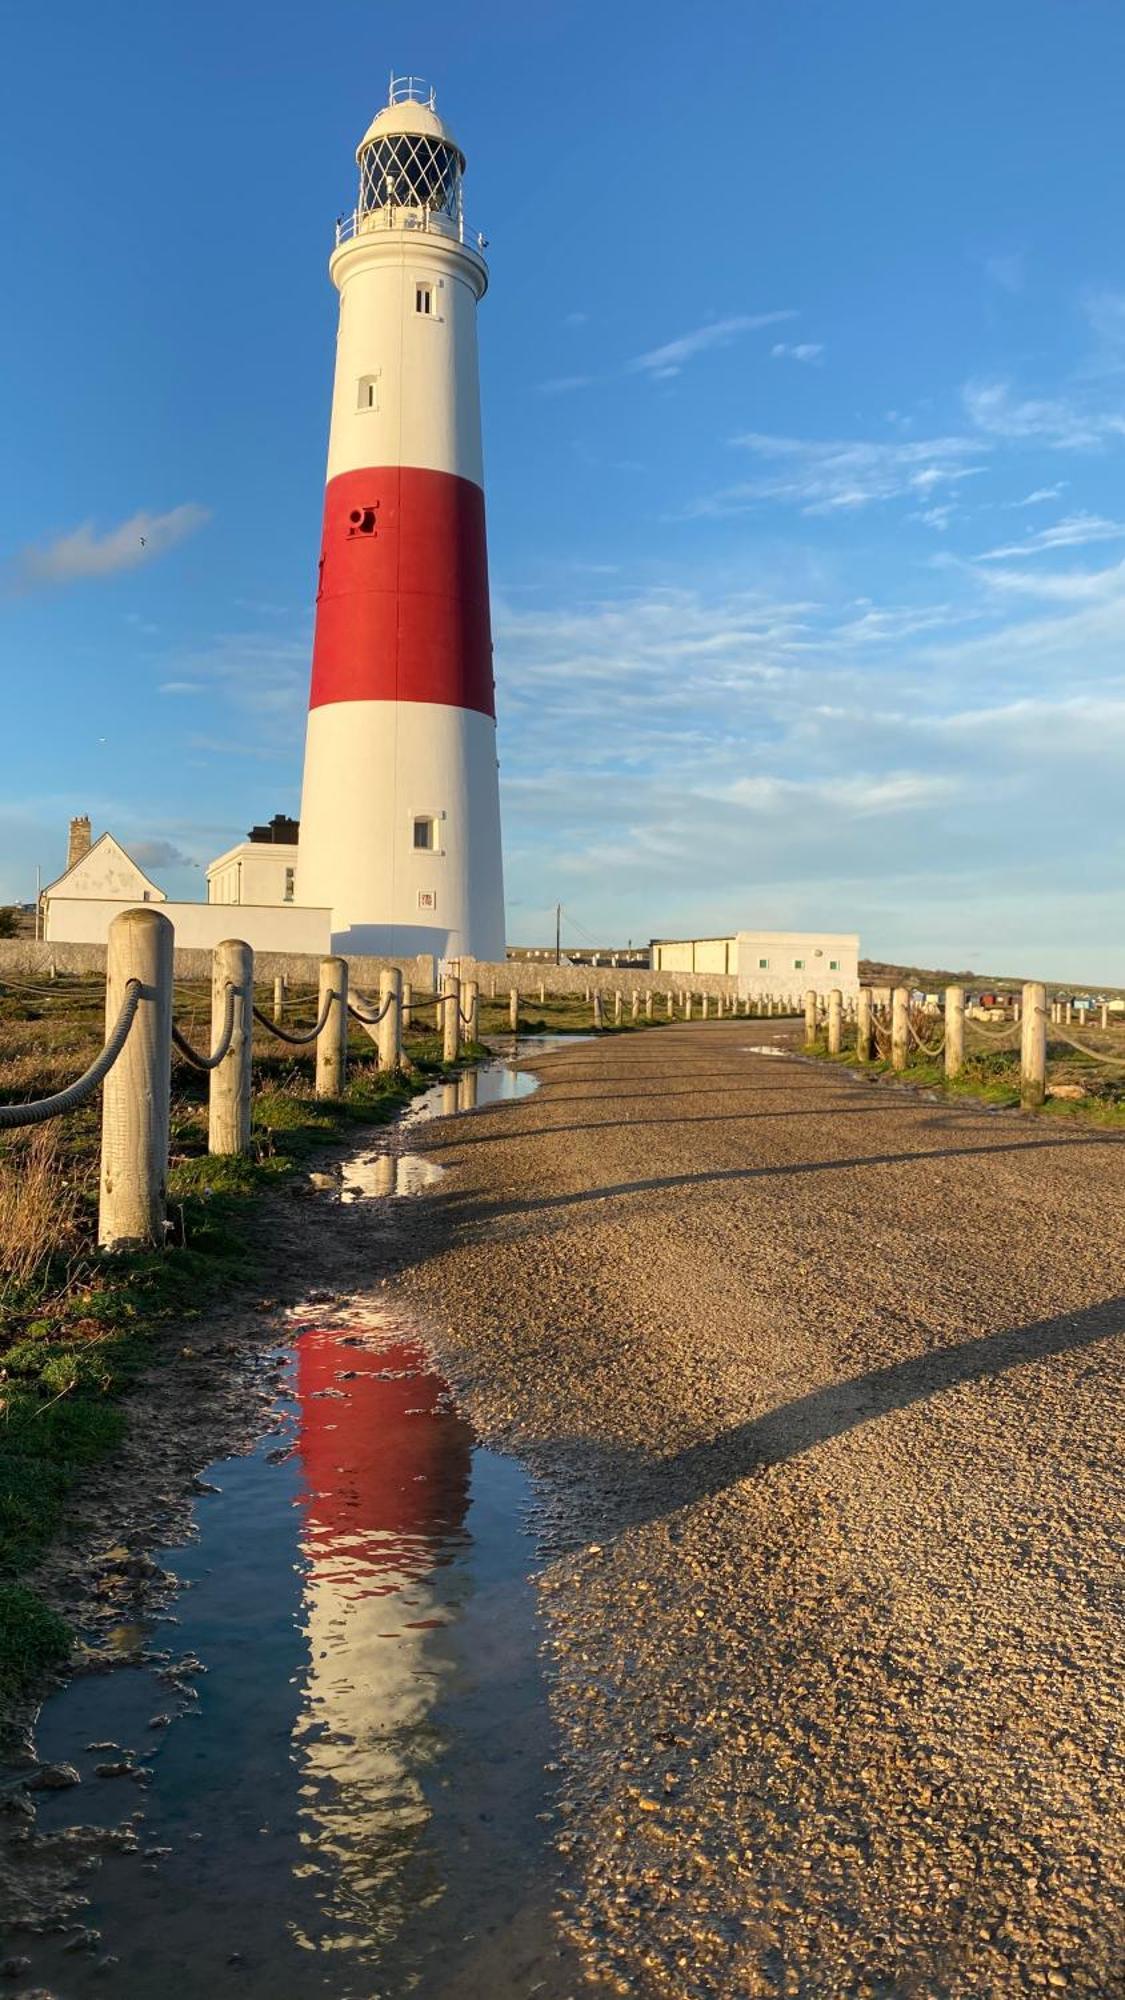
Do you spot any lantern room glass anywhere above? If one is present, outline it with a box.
[358,133,463,219]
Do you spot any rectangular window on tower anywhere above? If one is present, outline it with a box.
[284,868,295,903]
[357,374,379,411]
[413,816,436,851]
[415,283,433,316]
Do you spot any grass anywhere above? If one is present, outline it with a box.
[0,976,472,1704]
[804,1025,1125,1127]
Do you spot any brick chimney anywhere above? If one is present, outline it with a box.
[67,815,92,870]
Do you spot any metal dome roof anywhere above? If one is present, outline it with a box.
[356,78,464,168]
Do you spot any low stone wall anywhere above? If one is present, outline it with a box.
[0,941,741,1000]
[461,959,740,1000]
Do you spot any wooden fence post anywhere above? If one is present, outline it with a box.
[1021,981,1046,1108]
[98,907,174,1251]
[509,986,519,1033]
[401,980,412,1030]
[945,986,964,1079]
[827,988,842,1055]
[614,990,623,1025]
[631,990,640,1020]
[378,967,402,1070]
[645,990,653,1020]
[701,993,710,1020]
[855,988,873,1063]
[463,977,479,1046]
[316,956,348,1098]
[803,988,817,1046]
[593,991,604,1029]
[1102,1002,1109,1030]
[539,980,545,1005]
[891,987,909,1071]
[209,938,253,1156]
[273,974,286,1021]
[444,974,462,1063]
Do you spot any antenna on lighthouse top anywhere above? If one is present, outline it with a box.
[387,73,438,110]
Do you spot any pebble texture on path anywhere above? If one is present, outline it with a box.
[394,1024,1125,1998]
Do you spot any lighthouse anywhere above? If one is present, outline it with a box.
[296,77,505,961]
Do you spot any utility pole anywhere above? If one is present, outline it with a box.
[555,902,561,965]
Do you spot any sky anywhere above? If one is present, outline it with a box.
[3,0,1125,980]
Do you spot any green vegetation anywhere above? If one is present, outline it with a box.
[0,977,469,1703]
[807,1029,1125,1127]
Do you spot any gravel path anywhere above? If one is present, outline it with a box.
[393,1023,1125,1999]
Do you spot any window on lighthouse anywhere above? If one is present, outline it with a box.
[357,374,379,411]
[415,283,433,315]
[413,816,437,851]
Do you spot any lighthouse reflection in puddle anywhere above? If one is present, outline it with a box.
[291,1325,478,1961]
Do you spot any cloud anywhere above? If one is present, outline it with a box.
[158,680,205,696]
[535,374,594,396]
[963,379,1125,450]
[689,431,984,516]
[771,342,825,364]
[1004,484,1068,508]
[129,838,193,870]
[630,312,797,379]
[11,504,210,589]
[975,513,1125,563]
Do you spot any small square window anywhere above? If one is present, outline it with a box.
[415,284,432,316]
[829,959,840,971]
[357,373,379,411]
[793,958,805,970]
[758,958,769,970]
[413,816,436,851]
[284,867,295,903]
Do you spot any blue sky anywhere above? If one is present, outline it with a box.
[3,0,1125,978]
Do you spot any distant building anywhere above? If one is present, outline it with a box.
[42,832,167,940]
[207,816,301,908]
[651,930,860,1002]
[39,816,329,955]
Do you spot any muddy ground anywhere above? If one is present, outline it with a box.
[4,1022,1124,1998]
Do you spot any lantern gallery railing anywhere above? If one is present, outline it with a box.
[333,204,488,254]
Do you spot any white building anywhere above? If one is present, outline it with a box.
[41,817,329,955]
[652,930,860,1003]
[207,814,299,908]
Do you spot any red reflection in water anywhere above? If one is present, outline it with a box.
[296,1328,475,1589]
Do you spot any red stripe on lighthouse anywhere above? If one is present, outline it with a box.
[308,466,494,716]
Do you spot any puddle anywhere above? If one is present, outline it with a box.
[12,1318,571,1999]
[741,1044,791,1057]
[308,1062,539,1202]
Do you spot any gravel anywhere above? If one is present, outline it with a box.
[393,1022,1125,1999]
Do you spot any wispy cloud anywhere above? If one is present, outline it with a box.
[630,312,796,380]
[771,341,825,365]
[158,680,205,696]
[983,251,1026,295]
[10,504,210,589]
[535,374,594,396]
[1004,484,1068,508]
[975,513,1125,563]
[963,378,1125,450]
[688,432,983,517]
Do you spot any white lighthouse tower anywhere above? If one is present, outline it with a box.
[296,77,505,960]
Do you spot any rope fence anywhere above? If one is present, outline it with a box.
[0,980,143,1130]
[172,982,239,1072]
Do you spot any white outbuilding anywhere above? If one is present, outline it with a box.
[651,930,860,1003]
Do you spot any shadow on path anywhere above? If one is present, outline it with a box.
[609,1292,1125,1526]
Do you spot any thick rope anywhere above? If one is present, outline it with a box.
[964,1024,1022,1052]
[347,992,394,1026]
[965,1015,1022,1039]
[1048,1028,1125,1068]
[171,983,239,1072]
[0,981,143,1129]
[907,1018,946,1058]
[251,992,335,1045]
